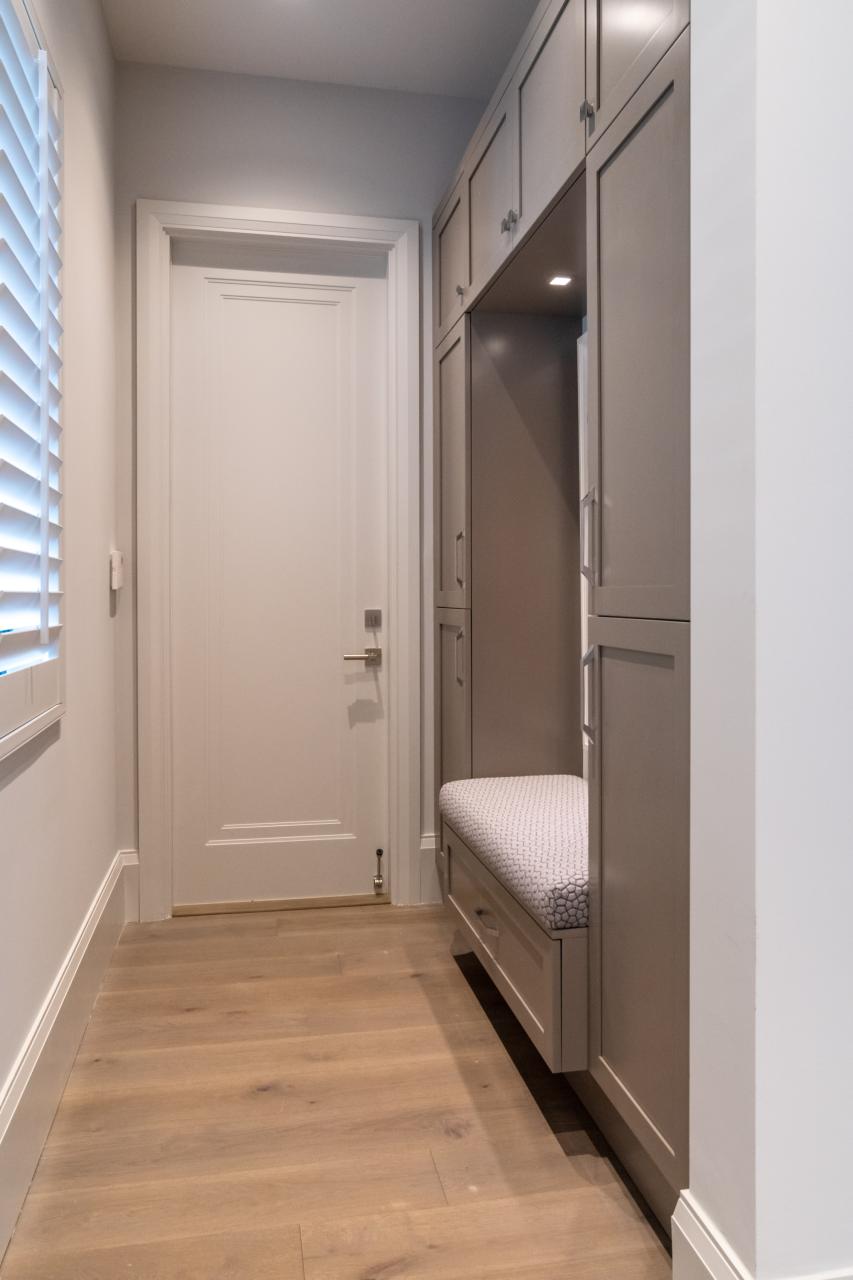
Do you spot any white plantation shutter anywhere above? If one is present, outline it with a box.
[0,0,62,759]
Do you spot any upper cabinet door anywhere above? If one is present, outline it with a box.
[511,0,586,243]
[434,318,470,609]
[585,0,689,144]
[586,31,690,621]
[433,175,469,346]
[467,94,516,300]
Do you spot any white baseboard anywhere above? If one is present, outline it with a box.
[673,1194,752,1280]
[0,849,138,1258]
[673,1193,853,1280]
[418,833,441,904]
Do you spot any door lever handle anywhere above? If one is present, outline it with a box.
[343,648,382,667]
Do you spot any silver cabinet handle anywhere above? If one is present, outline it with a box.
[454,529,465,587]
[582,646,597,744]
[344,648,382,667]
[455,283,465,298]
[580,487,596,584]
[500,215,509,233]
[580,99,595,121]
[507,209,518,227]
[454,628,466,686]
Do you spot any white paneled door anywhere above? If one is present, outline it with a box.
[170,265,388,909]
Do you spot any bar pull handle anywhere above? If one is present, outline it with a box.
[455,627,466,687]
[582,645,597,744]
[455,530,466,588]
[580,487,596,584]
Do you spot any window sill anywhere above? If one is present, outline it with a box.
[0,703,65,766]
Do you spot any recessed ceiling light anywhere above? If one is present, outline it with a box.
[549,275,572,287]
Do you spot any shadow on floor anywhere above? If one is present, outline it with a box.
[454,950,672,1255]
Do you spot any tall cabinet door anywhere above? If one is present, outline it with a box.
[585,0,689,145]
[511,0,586,244]
[586,615,689,1192]
[433,175,469,346]
[435,609,472,793]
[434,318,470,609]
[585,31,689,621]
[467,95,516,300]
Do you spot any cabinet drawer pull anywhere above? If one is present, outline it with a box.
[455,283,465,298]
[582,645,597,745]
[455,627,466,686]
[580,487,596,584]
[454,529,466,587]
[580,98,595,121]
[475,906,500,936]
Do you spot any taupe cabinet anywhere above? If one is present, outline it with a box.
[433,177,468,345]
[435,608,472,795]
[584,31,690,622]
[585,615,689,1191]
[434,319,470,609]
[432,0,585,342]
[584,0,689,145]
[512,0,585,245]
[467,97,515,301]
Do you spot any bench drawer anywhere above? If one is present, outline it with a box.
[445,822,564,1070]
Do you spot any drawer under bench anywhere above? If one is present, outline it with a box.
[442,821,588,1073]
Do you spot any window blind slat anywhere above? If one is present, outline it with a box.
[0,0,62,717]
[0,456,58,518]
[0,193,37,277]
[0,61,36,157]
[0,1,37,94]
[0,500,60,553]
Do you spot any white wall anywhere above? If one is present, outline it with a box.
[683,2,853,1277]
[687,0,758,1269]
[0,0,117,1110]
[752,0,853,1273]
[113,63,482,869]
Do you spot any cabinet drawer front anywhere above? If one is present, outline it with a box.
[586,31,690,622]
[445,826,563,1070]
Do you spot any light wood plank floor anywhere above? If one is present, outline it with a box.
[0,905,671,1279]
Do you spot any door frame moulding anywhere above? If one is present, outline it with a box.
[135,199,421,921]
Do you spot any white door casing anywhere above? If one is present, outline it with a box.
[135,201,421,921]
[170,266,388,908]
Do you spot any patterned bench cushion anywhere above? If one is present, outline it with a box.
[439,774,588,932]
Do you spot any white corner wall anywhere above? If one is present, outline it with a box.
[752,0,853,1273]
[683,2,853,1278]
[0,0,118,1238]
[113,64,482,880]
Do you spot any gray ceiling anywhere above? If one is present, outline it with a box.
[101,0,542,100]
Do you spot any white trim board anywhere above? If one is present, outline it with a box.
[135,200,422,921]
[0,850,139,1260]
[673,1194,853,1280]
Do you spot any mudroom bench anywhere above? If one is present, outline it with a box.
[439,774,589,1073]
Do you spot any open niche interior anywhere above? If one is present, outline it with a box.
[468,172,587,780]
